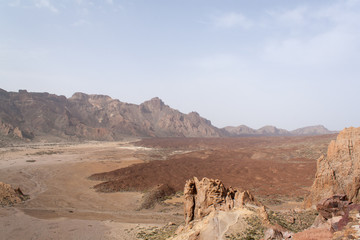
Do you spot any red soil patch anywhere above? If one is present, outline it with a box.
[90,135,336,198]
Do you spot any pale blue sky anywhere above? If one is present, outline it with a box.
[1,0,360,131]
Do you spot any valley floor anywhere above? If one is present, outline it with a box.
[0,135,336,239]
[0,141,183,240]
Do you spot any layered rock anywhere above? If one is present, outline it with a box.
[305,127,360,207]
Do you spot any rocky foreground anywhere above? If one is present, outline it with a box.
[168,127,360,240]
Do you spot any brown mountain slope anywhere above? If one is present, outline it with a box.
[0,89,223,140]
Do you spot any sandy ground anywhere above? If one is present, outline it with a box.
[0,141,182,240]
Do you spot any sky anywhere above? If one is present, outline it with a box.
[1,0,360,131]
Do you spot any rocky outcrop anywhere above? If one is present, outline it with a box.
[184,177,261,224]
[0,120,33,140]
[0,89,223,140]
[0,182,29,206]
[170,177,265,240]
[305,127,360,207]
[172,177,298,240]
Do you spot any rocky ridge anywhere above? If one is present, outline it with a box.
[0,89,222,140]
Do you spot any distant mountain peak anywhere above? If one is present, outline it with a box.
[222,124,336,137]
[291,125,337,136]
[141,97,166,112]
[70,92,88,100]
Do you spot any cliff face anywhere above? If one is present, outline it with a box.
[305,127,360,207]
[0,89,223,140]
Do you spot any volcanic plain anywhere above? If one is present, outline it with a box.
[0,134,336,239]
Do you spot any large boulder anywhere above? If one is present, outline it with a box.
[305,127,360,207]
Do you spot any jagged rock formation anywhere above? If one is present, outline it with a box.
[0,89,223,140]
[170,177,271,240]
[0,182,28,206]
[305,127,360,207]
[223,124,335,137]
[183,177,261,224]
[170,177,302,240]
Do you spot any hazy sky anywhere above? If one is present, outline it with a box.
[1,0,360,131]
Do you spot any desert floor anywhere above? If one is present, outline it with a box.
[0,135,336,239]
[0,141,184,240]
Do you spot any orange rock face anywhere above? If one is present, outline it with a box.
[305,127,360,207]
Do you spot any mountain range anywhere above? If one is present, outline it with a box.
[223,124,336,137]
[0,89,336,141]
